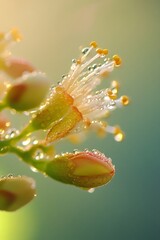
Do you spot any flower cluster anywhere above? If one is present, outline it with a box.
[0,29,129,211]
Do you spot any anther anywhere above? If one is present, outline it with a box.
[90,41,98,48]
[114,127,125,142]
[113,55,122,66]
[96,48,103,55]
[102,49,108,55]
[121,95,130,106]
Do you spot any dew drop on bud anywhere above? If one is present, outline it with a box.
[88,188,95,193]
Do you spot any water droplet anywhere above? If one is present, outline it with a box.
[88,188,95,193]
[34,149,44,160]
[72,59,77,63]
[5,128,19,139]
[92,64,97,69]
[22,138,31,146]
[62,74,68,80]
[107,100,116,110]
[24,111,30,116]
[82,47,89,54]
[7,173,14,178]
[30,166,38,173]
[87,66,92,71]
[32,139,39,145]
[114,132,124,142]
[0,146,9,154]
[73,149,79,154]
[84,148,89,152]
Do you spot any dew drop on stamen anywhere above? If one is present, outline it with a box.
[114,132,124,142]
[82,47,89,55]
[107,100,116,110]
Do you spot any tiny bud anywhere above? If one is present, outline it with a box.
[4,57,35,78]
[0,175,36,211]
[43,150,115,188]
[5,72,50,111]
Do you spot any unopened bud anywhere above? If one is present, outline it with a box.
[5,72,50,111]
[0,175,36,211]
[43,150,115,188]
[3,57,35,78]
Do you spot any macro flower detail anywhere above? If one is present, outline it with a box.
[30,41,129,143]
[0,29,130,211]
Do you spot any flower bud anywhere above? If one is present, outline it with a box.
[3,57,35,78]
[0,175,36,211]
[5,72,50,111]
[43,150,115,188]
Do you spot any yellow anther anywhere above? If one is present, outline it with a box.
[114,127,125,142]
[113,55,122,66]
[106,89,117,100]
[102,49,108,55]
[90,41,98,48]
[96,48,103,55]
[106,89,112,96]
[10,28,22,42]
[121,95,130,106]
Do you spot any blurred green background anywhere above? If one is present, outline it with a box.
[0,0,160,239]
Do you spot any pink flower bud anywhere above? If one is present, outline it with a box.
[4,57,35,78]
[44,150,115,188]
[0,175,36,211]
[5,72,50,111]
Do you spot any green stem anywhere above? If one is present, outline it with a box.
[0,100,7,111]
[0,122,34,149]
[9,145,49,173]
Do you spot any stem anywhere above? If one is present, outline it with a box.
[9,145,49,173]
[0,100,7,111]
[0,122,34,149]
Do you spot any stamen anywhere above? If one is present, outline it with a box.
[106,125,125,142]
[90,41,98,48]
[120,95,130,106]
[113,55,122,67]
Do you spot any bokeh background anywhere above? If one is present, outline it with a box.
[0,0,160,239]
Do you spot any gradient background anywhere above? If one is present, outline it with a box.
[0,0,160,239]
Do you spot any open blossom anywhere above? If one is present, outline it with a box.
[31,41,129,143]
